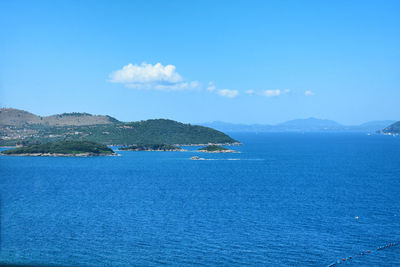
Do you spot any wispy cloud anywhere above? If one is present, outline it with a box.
[109,63,291,99]
[245,89,255,95]
[218,89,239,98]
[108,62,199,91]
[261,89,290,97]
[207,81,216,92]
[207,81,239,98]
[304,90,315,96]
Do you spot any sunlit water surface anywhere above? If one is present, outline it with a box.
[1,133,399,266]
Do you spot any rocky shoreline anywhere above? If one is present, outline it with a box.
[177,142,242,147]
[1,142,242,149]
[198,149,238,153]
[118,148,186,152]
[104,142,242,147]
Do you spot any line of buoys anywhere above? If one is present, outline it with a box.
[327,242,398,266]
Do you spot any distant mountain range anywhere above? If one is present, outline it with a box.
[200,118,397,133]
[0,108,238,146]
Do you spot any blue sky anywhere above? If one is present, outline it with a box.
[1,0,399,124]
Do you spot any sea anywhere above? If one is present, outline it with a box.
[0,133,399,266]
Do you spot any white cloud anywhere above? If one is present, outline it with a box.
[207,81,216,92]
[154,81,200,91]
[109,62,182,84]
[261,89,290,97]
[109,62,199,91]
[217,89,239,98]
[245,89,255,95]
[207,82,239,98]
[263,89,281,97]
[304,90,315,96]
[109,63,290,99]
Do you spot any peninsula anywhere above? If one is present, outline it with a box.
[198,145,237,153]
[0,108,239,146]
[1,141,116,156]
[381,121,400,135]
[119,144,184,151]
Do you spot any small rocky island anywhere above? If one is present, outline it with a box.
[190,156,205,160]
[198,145,237,153]
[119,144,185,151]
[1,141,116,157]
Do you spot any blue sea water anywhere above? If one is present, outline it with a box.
[0,133,399,266]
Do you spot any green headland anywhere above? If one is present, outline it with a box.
[381,121,400,135]
[1,140,115,156]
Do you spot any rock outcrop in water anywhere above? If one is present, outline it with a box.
[190,156,205,160]
[198,145,237,153]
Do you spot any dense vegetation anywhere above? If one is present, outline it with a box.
[119,144,182,151]
[199,145,229,152]
[382,121,400,134]
[1,118,238,146]
[1,141,114,155]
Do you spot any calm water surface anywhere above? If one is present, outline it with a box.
[1,133,399,266]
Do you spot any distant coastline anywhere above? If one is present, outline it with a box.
[199,119,397,133]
